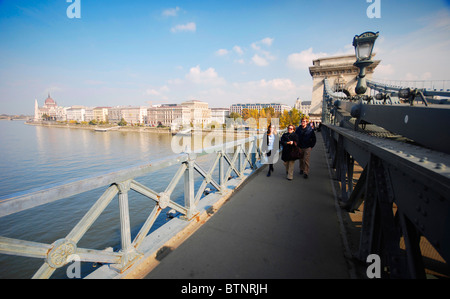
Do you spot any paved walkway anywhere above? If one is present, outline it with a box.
[145,134,351,279]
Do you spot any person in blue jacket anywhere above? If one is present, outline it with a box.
[295,117,316,179]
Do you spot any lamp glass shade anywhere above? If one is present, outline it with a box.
[356,42,373,61]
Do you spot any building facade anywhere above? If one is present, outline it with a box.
[33,96,217,127]
[230,103,291,115]
[210,108,230,124]
[120,106,148,125]
[181,100,211,127]
[93,107,109,123]
[34,94,67,121]
[308,54,380,122]
[66,106,86,122]
[294,99,311,116]
[147,104,191,127]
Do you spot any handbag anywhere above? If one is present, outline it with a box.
[290,145,303,160]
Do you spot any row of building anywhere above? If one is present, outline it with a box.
[34,94,311,127]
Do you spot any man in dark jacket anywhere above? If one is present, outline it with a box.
[295,117,316,179]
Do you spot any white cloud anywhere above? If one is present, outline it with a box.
[215,49,229,56]
[252,54,268,66]
[162,7,181,17]
[185,65,226,85]
[230,78,311,105]
[287,48,328,70]
[233,45,244,55]
[250,37,276,66]
[251,37,274,50]
[374,64,395,77]
[145,85,170,98]
[260,37,274,47]
[171,22,196,33]
[372,9,450,81]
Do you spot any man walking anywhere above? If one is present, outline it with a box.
[295,117,316,179]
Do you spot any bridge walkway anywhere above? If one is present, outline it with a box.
[144,133,353,279]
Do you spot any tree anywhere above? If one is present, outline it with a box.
[229,112,241,120]
[259,109,266,119]
[118,118,127,126]
[249,109,259,120]
[290,108,301,127]
[279,108,302,129]
[241,109,250,120]
[280,110,291,129]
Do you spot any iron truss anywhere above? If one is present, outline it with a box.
[322,78,450,278]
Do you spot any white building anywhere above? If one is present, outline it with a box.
[120,106,148,125]
[294,99,311,116]
[147,104,191,127]
[66,106,86,122]
[107,107,122,124]
[181,100,211,127]
[93,107,109,122]
[106,106,147,125]
[210,108,230,124]
[34,94,67,121]
[230,103,291,115]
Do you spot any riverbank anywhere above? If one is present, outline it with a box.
[26,121,172,134]
[25,121,256,137]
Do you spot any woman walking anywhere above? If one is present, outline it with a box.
[280,124,300,180]
[262,124,279,177]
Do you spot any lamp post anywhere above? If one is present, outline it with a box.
[353,31,379,95]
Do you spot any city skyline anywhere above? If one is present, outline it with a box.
[1,0,450,115]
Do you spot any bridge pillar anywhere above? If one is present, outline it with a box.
[309,54,380,122]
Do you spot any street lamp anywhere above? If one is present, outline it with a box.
[353,31,379,95]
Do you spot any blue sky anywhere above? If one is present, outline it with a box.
[1,0,449,114]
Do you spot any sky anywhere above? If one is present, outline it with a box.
[1,0,450,115]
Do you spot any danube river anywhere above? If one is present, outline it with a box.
[0,120,221,278]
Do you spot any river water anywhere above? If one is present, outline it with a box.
[0,120,224,278]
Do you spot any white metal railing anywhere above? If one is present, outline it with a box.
[0,133,264,278]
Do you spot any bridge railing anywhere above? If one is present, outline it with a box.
[0,133,264,279]
[321,77,450,278]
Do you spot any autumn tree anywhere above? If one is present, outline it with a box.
[241,109,250,120]
[279,108,302,129]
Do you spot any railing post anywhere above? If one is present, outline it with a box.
[238,145,244,174]
[218,152,225,192]
[184,153,196,219]
[251,135,257,168]
[116,180,140,268]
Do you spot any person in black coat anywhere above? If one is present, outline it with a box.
[280,124,299,180]
[295,117,316,179]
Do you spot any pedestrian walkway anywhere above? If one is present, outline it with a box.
[145,134,351,279]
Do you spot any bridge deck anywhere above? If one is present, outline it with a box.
[144,134,353,279]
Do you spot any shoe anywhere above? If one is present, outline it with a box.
[267,171,271,177]
[287,177,293,181]
[303,174,308,179]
